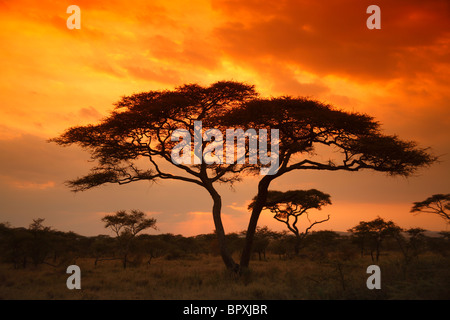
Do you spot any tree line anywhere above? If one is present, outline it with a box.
[1,215,448,270]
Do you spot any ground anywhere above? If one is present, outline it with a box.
[1,252,449,300]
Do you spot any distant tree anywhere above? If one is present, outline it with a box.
[25,219,80,267]
[225,232,244,257]
[249,189,331,255]
[348,217,401,262]
[28,218,53,267]
[102,210,157,268]
[0,223,32,268]
[395,228,427,263]
[270,234,291,260]
[411,194,450,223]
[136,236,168,265]
[305,230,343,258]
[405,228,427,255]
[438,231,450,240]
[247,226,275,261]
[426,231,450,257]
[91,235,117,266]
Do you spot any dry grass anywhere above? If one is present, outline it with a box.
[0,253,449,300]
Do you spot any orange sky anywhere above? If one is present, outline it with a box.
[0,0,449,236]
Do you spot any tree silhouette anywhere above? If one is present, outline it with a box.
[220,96,436,268]
[51,81,257,271]
[0,223,32,269]
[52,82,436,272]
[102,210,157,268]
[410,194,450,223]
[240,226,276,260]
[394,228,427,264]
[249,189,331,255]
[348,217,401,262]
[28,218,53,267]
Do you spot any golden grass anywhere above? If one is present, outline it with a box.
[0,253,449,300]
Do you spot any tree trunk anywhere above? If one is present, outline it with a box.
[205,182,238,272]
[240,176,272,269]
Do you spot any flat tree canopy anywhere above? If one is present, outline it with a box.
[411,194,450,222]
[221,96,435,176]
[102,210,157,238]
[51,81,436,271]
[249,189,332,254]
[102,210,157,268]
[51,81,257,191]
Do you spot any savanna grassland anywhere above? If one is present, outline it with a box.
[1,240,449,300]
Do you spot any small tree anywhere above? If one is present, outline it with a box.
[137,236,168,266]
[348,217,401,262]
[249,189,331,255]
[270,232,292,260]
[247,226,275,261]
[91,235,117,267]
[28,218,53,267]
[0,223,33,269]
[411,194,450,223]
[102,210,157,268]
[395,228,427,263]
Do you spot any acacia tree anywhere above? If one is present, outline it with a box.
[348,217,401,262]
[220,96,436,268]
[51,81,256,271]
[52,82,436,272]
[249,189,331,255]
[102,210,157,268]
[394,228,427,263]
[410,194,450,223]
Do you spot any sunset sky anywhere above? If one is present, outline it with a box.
[0,0,449,237]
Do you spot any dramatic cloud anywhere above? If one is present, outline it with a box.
[0,0,448,235]
[213,0,450,80]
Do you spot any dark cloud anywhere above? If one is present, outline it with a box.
[212,0,450,81]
